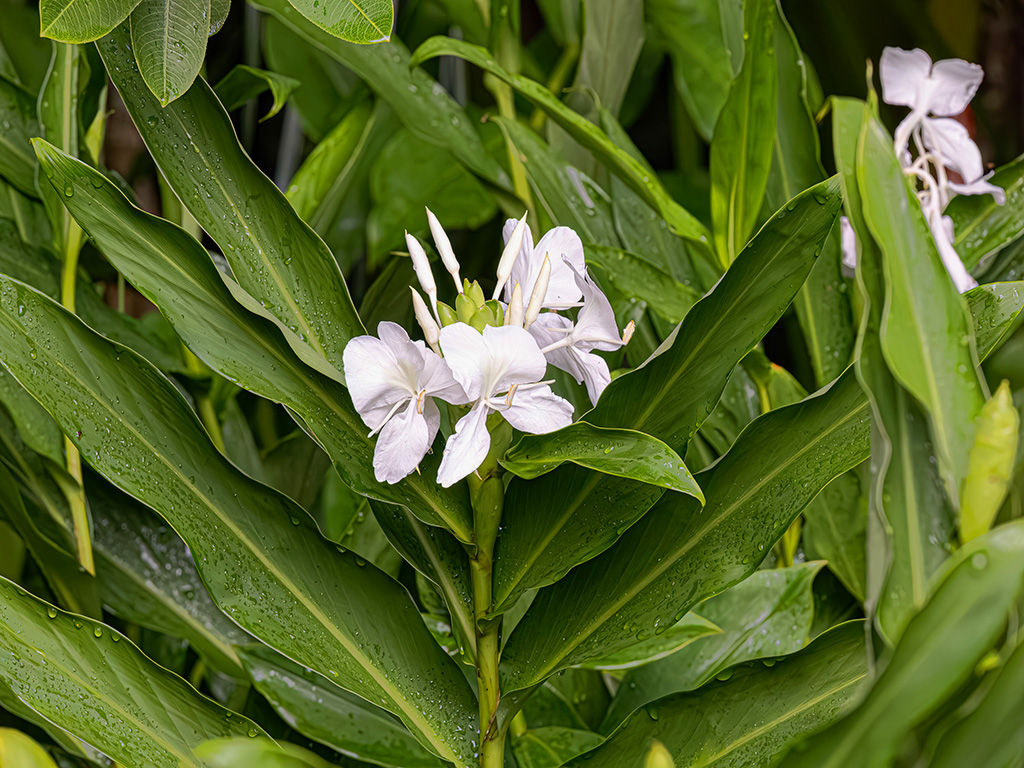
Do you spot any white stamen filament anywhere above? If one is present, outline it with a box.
[493,213,529,300]
[367,397,409,437]
[426,208,462,293]
[524,255,551,329]
[539,323,635,355]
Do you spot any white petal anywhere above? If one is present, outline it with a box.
[573,350,612,405]
[437,404,492,487]
[503,385,574,434]
[926,58,983,116]
[373,400,431,484]
[880,47,933,108]
[481,325,548,394]
[342,335,413,428]
[947,174,1006,205]
[529,312,579,376]
[927,211,977,293]
[438,322,489,399]
[533,227,585,308]
[418,344,471,404]
[923,117,984,182]
[840,216,858,276]
[569,262,622,351]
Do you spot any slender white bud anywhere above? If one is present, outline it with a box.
[493,213,528,300]
[506,282,524,327]
[524,255,550,329]
[426,208,462,293]
[405,231,440,323]
[410,287,442,354]
[622,320,635,345]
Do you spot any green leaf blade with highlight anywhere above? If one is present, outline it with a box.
[39,0,143,42]
[286,0,393,43]
[130,0,210,106]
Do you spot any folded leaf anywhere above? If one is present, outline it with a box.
[214,64,300,120]
[0,76,39,196]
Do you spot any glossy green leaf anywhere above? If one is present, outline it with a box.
[500,369,870,691]
[961,380,1019,542]
[802,470,867,600]
[197,739,331,768]
[709,0,777,264]
[285,0,392,43]
[0,75,39,196]
[97,25,363,366]
[601,562,824,732]
[0,274,477,765]
[647,0,732,140]
[0,729,60,768]
[0,576,262,766]
[521,668,611,731]
[579,615,719,671]
[857,108,986,497]
[32,140,472,541]
[783,521,1024,768]
[130,0,210,106]
[585,244,701,324]
[209,0,230,34]
[501,422,703,497]
[947,154,1024,270]
[570,623,867,768]
[39,0,142,42]
[966,282,1024,358]
[213,64,300,120]
[251,0,509,188]
[513,728,604,768]
[491,178,841,612]
[409,36,711,245]
[570,0,643,119]
[239,646,445,768]
[930,637,1024,768]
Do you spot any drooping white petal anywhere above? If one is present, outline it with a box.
[927,211,977,293]
[947,174,1006,204]
[342,334,415,427]
[569,263,623,352]
[437,403,492,487]
[373,399,432,483]
[923,117,985,182]
[502,385,574,434]
[573,349,612,405]
[926,58,984,116]
[840,216,858,277]
[880,47,933,108]
[531,227,586,307]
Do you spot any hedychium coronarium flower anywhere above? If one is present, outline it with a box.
[340,209,633,486]
[875,46,1006,293]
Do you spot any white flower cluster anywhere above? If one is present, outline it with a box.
[842,47,1006,291]
[342,211,633,487]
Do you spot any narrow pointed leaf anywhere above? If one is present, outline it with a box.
[0,730,60,768]
[130,0,210,106]
[0,576,262,767]
[97,25,363,366]
[514,728,605,768]
[0,275,477,765]
[585,244,701,324]
[501,423,704,497]
[39,0,143,42]
[568,622,868,768]
[0,75,40,196]
[966,282,1024,356]
[214,64,300,120]
[947,154,1024,270]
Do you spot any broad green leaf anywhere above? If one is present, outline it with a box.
[90,481,253,677]
[251,0,509,188]
[197,739,331,768]
[567,622,868,768]
[239,646,445,768]
[367,128,497,265]
[491,178,841,612]
[501,422,704,497]
[585,244,701,324]
[0,576,262,766]
[947,154,1024,270]
[966,282,1024,356]
[209,0,231,34]
[214,64,301,120]
[0,275,477,765]
[39,0,142,42]
[521,668,611,731]
[783,521,1024,768]
[500,369,870,690]
[0,75,39,196]
[97,25,363,366]
[130,0,210,106]
[0,729,59,768]
[930,637,1024,768]
[33,133,472,541]
[513,728,605,768]
[409,36,711,245]
[709,0,777,264]
[802,470,867,600]
[857,108,986,498]
[578,615,719,671]
[647,0,732,141]
[285,0,393,43]
[600,562,824,732]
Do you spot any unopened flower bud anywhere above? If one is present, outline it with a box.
[524,254,551,329]
[493,213,528,300]
[410,288,441,353]
[426,208,462,293]
[506,282,524,327]
[622,320,635,345]
[406,232,439,322]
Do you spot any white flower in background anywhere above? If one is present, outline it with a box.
[529,262,634,405]
[839,216,859,277]
[343,322,468,484]
[879,46,1006,293]
[499,218,587,309]
[436,323,573,487]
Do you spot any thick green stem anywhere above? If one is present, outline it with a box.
[467,419,512,768]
